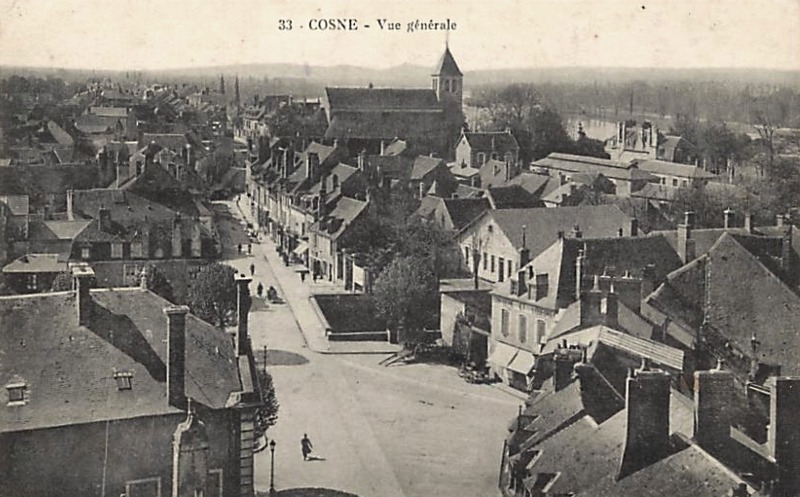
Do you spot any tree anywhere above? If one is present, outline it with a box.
[254,368,279,442]
[188,263,238,328]
[51,272,73,292]
[372,256,439,344]
[143,264,175,303]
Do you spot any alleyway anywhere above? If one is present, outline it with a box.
[215,199,523,497]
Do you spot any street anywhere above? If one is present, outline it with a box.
[216,199,522,497]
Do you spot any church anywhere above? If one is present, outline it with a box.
[320,46,465,159]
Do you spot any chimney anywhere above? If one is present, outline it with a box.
[235,274,251,356]
[140,265,149,289]
[358,149,367,172]
[306,152,319,182]
[581,275,604,325]
[782,225,795,285]
[164,305,190,409]
[723,208,735,230]
[282,148,290,178]
[518,225,530,267]
[571,225,583,239]
[603,284,619,328]
[98,207,112,233]
[73,265,95,326]
[777,214,786,227]
[744,212,754,234]
[618,361,671,480]
[418,182,426,199]
[768,376,800,495]
[575,248,586,300]
[172,214,183,258]
[554,351,577,391]
[380,140,386,156]
[318,175,328,219]
[630,218,639,237]
[66,189,74,221]
[693,364,734,456]
[677,211,696,263]
[190,220,201,258]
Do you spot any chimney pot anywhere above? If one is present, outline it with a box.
[693,367,734,456]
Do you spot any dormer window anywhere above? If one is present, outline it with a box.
[114,371,133,390]
[6,382,27,405]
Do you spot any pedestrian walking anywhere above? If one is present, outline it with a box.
[257,282,264,297]
[250,263,255,276]
[301,434,313,461]
[237,244,242,254]
[300,271,306,282]
[248,243,252,254]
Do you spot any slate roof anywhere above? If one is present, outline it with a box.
[463,131,519,152]
[410,156,445,180]
[502,172,559,198]
[633,159,718,180]
[0,195,29,216]
[448,161,481,178]
[648,232,800,375]
[535,153,658,182]
[472,205,633,256]
[325,111,443,141]
[2,253,68,274]
[46,121,74,146]
[0,288,242,432]
[325,88,440,111]
[28,219,92,241]
[382,139,409,156]
[433,46,463,76]
[310,196,369,240]
[487,185,543,209]
[444,197,492,231]
[88,106,129,118]
[139,133,189,152]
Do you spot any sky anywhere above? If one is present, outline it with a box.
[0,0,798,71]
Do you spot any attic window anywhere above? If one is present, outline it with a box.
[6,383,27,405]
[113,371,133,390]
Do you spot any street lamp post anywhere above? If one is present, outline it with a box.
[269,439,277,496]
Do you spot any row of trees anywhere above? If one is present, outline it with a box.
[471,83,609,163]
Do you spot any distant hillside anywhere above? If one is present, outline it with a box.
[3,63,798,90]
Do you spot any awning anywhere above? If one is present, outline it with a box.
[507,350,536,375]
[489,342,519,368]
[292,241,308,255]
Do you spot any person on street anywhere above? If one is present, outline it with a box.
[257,282,264,297]
[248,243,252,254]
[301,434,313,461]
[250,263,255,276]
[237,244,242,254]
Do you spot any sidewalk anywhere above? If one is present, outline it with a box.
[233,197,401,355]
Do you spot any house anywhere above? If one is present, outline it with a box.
[632,158,718,188]
[499,355,782,497]
[439,278,494,366]
[456,205,636,284]
[500,172,559,200]
[1,253,69,293]
[0,267,261,497]
[415,196,492,232]
[454,130,519,170]
[488,234,683,390]
[308,196,371,284]
[479,158,520,189]
[321,46,464,157]
[605,120,698,164]
[533,153,658,196]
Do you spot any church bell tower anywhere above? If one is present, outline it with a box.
[432,45,463,108]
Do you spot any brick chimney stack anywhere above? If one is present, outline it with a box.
[235,274,251,356]
[768,376,800,495]
[553,349,578,391]
[744,212,754,234]
[724,208,735,230]
[580,275,603,326]
[164,305,190,409]
[693,364,734,456]
[618,361,671,480]
[73,265,95,327]
[575,248,586,300]
[518,225,530,267]
[603,284,619,328]
[677,211,696,263]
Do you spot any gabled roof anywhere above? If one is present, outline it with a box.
[325,87,440,111]
[2,253,68,274]
[535,153,658,182]
[0,288,243,432]
[46,120,74,146]
[410,156,445,180]
[310,196,369,240]
[139,133,189,152]
[0,194,29,216]
[382,139,409,156]
[502,172,559,198]
[443,197,492,231]
[433,46,463,76]
[463,131,519,152]
[486,185,543,209]
[633,159,718,180]
[469,205,633,255]
[448,161,481,178]
[27,219,92,241]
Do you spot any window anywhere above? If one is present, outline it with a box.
[672,178,678,187]
[81,247,90,260]
[131,241,143,258]
[113,371,133,390]
[518,315,527,343]
[505,152,514,163]
[111,242,123,259]
[477,152,486,165]
[7,383,26,405]
[535,319,546,345]
[491,255,496,274]
[26,274,37,291]
[207,469,224,497]
[498,257,505,282]
[483,252,488,270]
[501,309,510,336]
[464,247,470,266]
[124,264,143,286]
[508,260,513,278]
[491,152,499,161]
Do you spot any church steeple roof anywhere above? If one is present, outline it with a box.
[433,47,462,77]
